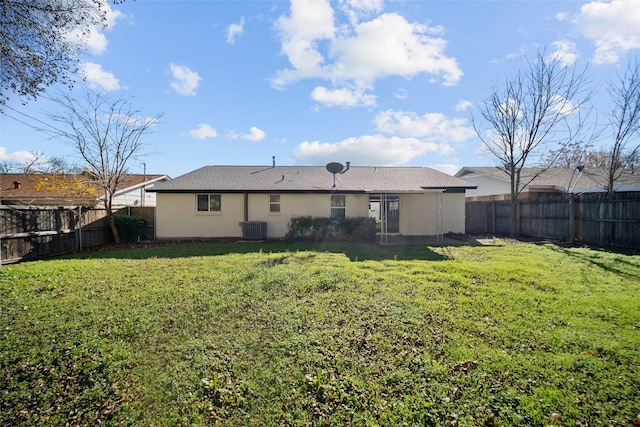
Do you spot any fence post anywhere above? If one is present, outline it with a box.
[491,201,496,235]
[568,196,575,243]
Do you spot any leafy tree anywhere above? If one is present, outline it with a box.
[40,90,161,243]
[0,0,113,105]
[472,50,591,236]
[33,171,98,202]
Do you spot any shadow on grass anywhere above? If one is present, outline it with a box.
[64,240,449,262]
[549,245,640,281]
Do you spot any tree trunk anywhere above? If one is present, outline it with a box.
[106,208,121,244]
[510,197,520,237]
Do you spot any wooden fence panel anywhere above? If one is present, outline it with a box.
[465,202,491,234]
[494,202,511,236]
[465,193,640,248]
[520,198,569,241]
[0,206,155,264]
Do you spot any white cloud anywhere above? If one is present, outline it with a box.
[430,163,460,176]
[548,40,578,67]
[394,88,408,100]
[294,109,474,166]
[339,0,383,25]
[226,17,245,45]
[374,110,475,143]
[455,100,472,112]
[573,0,640,64]
[67,4,125,55]
[272,1,462,106]
[311,86,376,108]
[170,64,202,96]
[81,62,120,91]
[84,30,109,56]
[294,134,449,165]
[272,0,335,87]
[0,147,38,166]
[330,13,462,86]
[550,94,578,117]
[189,124,218,139]
[240,126,266,142]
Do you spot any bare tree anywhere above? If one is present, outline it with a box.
[3,150,49,172]
[545,139,594,168]
[0,150,76,173]
[472,51,591,236]
[42,91,160,243]
[0,161,14,173]
[0,0,114,105]
[602,57,640,198]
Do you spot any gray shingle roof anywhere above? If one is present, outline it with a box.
[147,165,476,193]
[1,173,168,206]
[455,166,640,193]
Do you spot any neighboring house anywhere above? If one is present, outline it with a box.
[455,167,640,201]
[146,164,477,240]
[0,173,169,207]
[108,174,170,207]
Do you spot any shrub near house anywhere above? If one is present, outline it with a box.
[286,216,376,242]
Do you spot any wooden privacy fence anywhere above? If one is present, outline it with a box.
[0,206,155,264]
[466,192,640,248]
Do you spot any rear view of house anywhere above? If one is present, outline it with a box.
[147,164,476,240]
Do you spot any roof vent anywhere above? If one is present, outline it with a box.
[13,181,21,189]
[272,156,276,168]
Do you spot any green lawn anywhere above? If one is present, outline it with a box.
[1,241,639,426]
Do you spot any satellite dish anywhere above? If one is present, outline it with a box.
[326,162,344,174]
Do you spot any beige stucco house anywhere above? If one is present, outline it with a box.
[147,164,476,240]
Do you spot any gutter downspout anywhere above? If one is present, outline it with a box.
[243,193,249,222]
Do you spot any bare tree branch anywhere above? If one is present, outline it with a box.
[603,57,640,196]
[38,90,161,243]
[471,50,592,236]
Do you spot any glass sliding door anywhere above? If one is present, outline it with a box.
[369,194,400,234]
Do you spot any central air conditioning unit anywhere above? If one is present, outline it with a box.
[240,221,267,241]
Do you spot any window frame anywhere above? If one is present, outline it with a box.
[330,194,346,219]
[196,193,222,213]
[269,194,281,214]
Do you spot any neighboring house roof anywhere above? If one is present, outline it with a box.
[147,165,476,193]
[455,167,640,194]
[1,173,168,206]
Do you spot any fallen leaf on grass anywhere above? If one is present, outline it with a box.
[449,360,478,371]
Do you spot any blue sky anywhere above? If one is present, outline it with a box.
[1,0,639,178]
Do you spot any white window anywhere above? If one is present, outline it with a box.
[269,194,281,213]
[196,194,221,212]
[330,194,345,219]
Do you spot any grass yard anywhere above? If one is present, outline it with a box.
[1,240,639,426]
